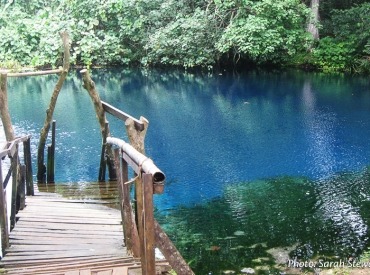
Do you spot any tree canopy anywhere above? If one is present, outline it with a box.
[0,0,369,73]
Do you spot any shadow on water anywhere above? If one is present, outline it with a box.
[155,167,370,274]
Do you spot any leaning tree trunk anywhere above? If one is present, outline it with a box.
[307,0,320,42]
[0,73,15,141]
[80,69,116,181]
[37,31,70,183]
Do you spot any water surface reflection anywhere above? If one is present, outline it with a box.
[7,69,370,273]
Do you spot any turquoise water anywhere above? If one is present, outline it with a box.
[7,69,370,273]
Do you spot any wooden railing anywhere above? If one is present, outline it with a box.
[0,135,34,255]
[108,137,194,275]
[80,69,194,274]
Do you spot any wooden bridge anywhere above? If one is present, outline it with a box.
[0,61,194,274]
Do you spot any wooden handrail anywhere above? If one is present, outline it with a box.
[109,137,194,275]
[0,135,34,255]
[102,101,144,131]
[0,135,31,159]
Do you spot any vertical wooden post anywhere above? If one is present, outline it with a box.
[47,120,56,183]
[98,122,109,182]
[137,173,155,275]
[46,146,53,183]
[10,149,18,230]
[0,161,9,255]
[113,149,126,235]
[114,150,141,257]
[23,138,34,196]
[18,165,26,210]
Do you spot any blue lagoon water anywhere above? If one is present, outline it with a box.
[7,69,370,273]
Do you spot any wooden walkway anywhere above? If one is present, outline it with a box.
[0,186,170,275]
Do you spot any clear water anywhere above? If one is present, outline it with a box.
[7,69,370,273]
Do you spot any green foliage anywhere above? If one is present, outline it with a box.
[0,0,369,72]
[216,0,311,64]
[144,8,220,68]
[312,3,370,73]
[313,37,356,72]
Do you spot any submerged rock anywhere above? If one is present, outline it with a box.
[266,243,298,265]
[222,270,236,274]
[241,267,255,274]
[233,230,245,236]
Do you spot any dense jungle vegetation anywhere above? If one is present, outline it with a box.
[0,0,369,73]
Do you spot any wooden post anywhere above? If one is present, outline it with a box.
[37,31,70,183]
[154,220,194,275]
[98,122,109,182]
[10,149,18,230]
[23,138,34,196]
[113,148,126,238]
[113,148,141,257]
[47,120,56,183]
[18,165,26,210]
[0,161,9,255]
[81,69,116,181]
[137,173,156,275]
[125,116,148,241]
[125,117,149,155]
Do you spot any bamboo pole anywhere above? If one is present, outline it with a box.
[37,31,70,183]
[80,69,116,181]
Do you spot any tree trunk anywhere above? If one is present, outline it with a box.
[0,73,15,141]
[80,69,116,181]
[36,31,70,183]
[307,0,320,41]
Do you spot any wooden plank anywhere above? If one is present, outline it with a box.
[2,251,124,261]
[15,216,121,225]
[3,259,140,275]
[96,270,112,275]
[9,239,121,246]
[101,101,144,131]
[2,255,129,266]
[14,222,122,231]
[10,230,123,238]
[112,267,128,275]
[6,244,123,252]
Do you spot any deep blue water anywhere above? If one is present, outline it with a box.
[7,69,370,272]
